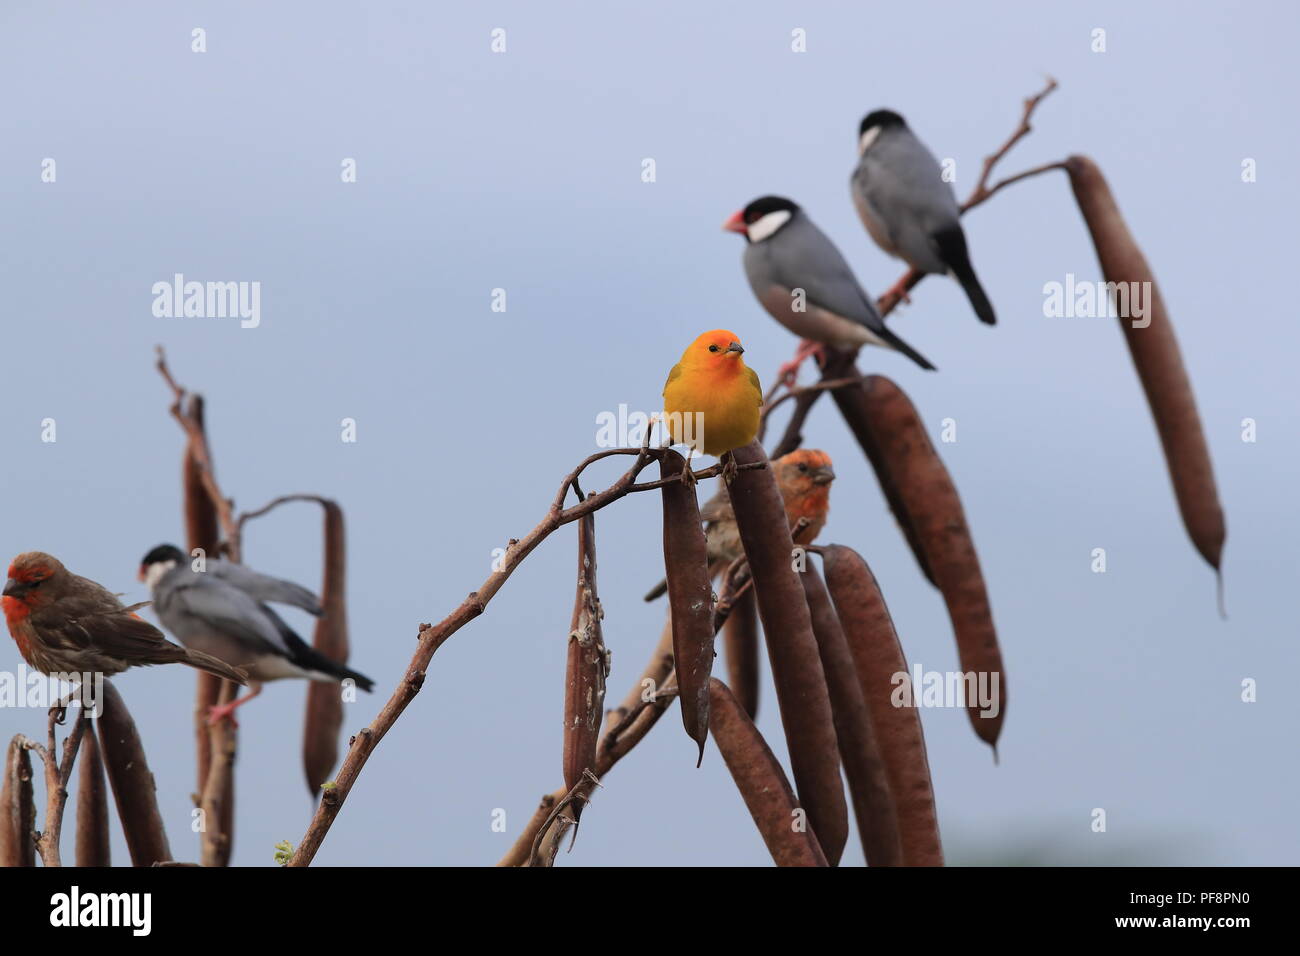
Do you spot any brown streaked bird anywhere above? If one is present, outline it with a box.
[645,449,836,600]
[2,551,246,684]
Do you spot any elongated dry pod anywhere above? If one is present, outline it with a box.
[728,440,848,865]
[75,728,111,867]
[1,738,36,867]
[823,544,942,866]
[801,564,901,866]
[708,678,827,867]
[815,351,936,587]
[563,510,608,811]
[97,680,173,866]
[660,449,716,764]
[722,588,760,720]
[1066,155,1226,590]
[181,396,222,798]
[834,376,1005,751]
[304,499,350,796]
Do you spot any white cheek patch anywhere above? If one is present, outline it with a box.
[747,209,792,242]
[858,126,881,156]
[144,560,177,591]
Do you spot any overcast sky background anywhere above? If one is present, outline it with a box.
[2,1,1296,866]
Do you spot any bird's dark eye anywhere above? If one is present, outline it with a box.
[29,579,42,588]
[708,344,720,353]
[798,464,808,473]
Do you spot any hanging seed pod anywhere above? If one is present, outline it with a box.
[97,680,173,866]
[1066,155,1226,600]
[304,499,350,796]
[834,376,1005,751]
[728,440,848,866]
[660,449,716,765]
[801,563,902,866]
[181,394,222,798]
[823,544,943,866]
[74,729,111,867]
[708,678,827,867]
[1,738,36,867]
[562,510,608,817]
[722,588,760,720]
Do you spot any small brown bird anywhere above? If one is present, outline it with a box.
[645,449,836,600]
[2,551,246,683]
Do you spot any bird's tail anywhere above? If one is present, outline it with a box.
[182,648,249,685]
[933,227,996,326]
[297,643,375,692]
[876,324,937,371]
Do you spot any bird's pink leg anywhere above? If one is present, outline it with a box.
[777,339,827,388]
[207,682,263,727]
[883,274,915,305]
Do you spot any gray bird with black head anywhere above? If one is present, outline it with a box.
[724,195,935,378]
[851,109,996,326]
[139,544,374,725]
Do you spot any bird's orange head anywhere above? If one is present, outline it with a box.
[774,449,835,521]
[680,329,748,374]
[3,551,68,621]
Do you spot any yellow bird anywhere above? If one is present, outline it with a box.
[662,329,763,460]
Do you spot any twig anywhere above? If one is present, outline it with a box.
[18,708,89,867]
[288,433,747,865]
[156,347,240,867]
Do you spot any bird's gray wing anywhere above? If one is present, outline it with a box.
[157,571,293,657]
[854,132,961,268]
[208,560,323,615]
[759,215,885,330]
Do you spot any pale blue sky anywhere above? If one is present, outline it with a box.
[1,1,1296,865]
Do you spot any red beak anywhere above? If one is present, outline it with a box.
[722,210,747,235]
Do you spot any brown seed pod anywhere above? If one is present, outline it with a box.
[728,440,849,865]
[0,738,36,867]
[563,510,608,814]
[814,350,936,586]
[660,449,716,765]
[834,376,1005,751]
[722,587,760,720]
[75,729,111,867]
[304,499,350,796]
[823,544,943,866]
[708,678,828,867]
[181,394,223,800]
[96,680,173,867]
[1066,155,1226,594]
[801,563,902,866]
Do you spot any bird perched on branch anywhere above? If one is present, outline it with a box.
[3,551,247,684]
[851,109,996,326]
[725,196,934,384]
[645,448,836,600]
[662,329,763,478]
[139,544,374,725]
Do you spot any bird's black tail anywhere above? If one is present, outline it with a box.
[877,324,937,371]
[264,604,376,692]
[933,226,996,326]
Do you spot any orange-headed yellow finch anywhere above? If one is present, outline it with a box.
[645,449,836,600]
[662,330,762,459]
